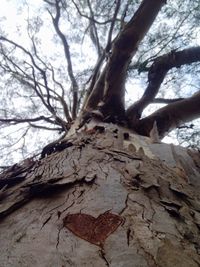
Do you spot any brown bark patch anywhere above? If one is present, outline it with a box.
[63,211,123,246]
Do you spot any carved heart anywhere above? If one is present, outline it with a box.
[63,211,123,246]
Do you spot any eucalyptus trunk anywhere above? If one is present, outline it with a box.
[0,121,200,267]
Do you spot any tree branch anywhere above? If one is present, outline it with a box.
[137,91,200,138]
[49,0,78,119]
[126,46,200,125]
[71,0,117,25]
[50,66,72,122]
[153,98,184,104]
[28,123,62,131]
[105,0,121,54]
[0,38,55,113]
[0,36,70,131]
[83,66,107,112]
[0,116,55,125]
[134,9,192,72]
[87,0,102,57]
[82,0,122,112]
[88,0,166,120]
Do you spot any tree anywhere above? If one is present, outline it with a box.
[0,0,200,266]
[0,0,200,164]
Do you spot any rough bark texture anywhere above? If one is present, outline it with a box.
[0,121,200,267]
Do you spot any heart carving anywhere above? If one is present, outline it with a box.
[63,211,123,246]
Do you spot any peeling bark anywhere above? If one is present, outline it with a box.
[0,121,200,266]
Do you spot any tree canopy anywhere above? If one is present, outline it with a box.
[0,0,200,166]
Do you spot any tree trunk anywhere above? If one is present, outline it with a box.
[0,121,200,267]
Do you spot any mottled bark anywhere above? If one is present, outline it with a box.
[0,121,200,267]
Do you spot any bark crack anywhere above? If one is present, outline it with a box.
[98,163,108,178]
[134,234,159,267]
[41,214,52,230]
[126,227,131,246]
[99,248,110,266]
[56,225,63,249]
[45,195,70,214]
[119,193,130,215]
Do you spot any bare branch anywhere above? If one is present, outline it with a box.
[0,36,71,131]
[0,116,55,125]
[82,55,106,110]
[71,0,117,25]
[83,66,107,111]
[0,37,56,113]
[48,0,78,119]
[28,123,62,131]
[105,0,121,54]
[120,0,131,29]
[50,66,72,122]
[43,0,54,6]
[87,0,102,56]
[135,10,192,69]
[152,98,184,104]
